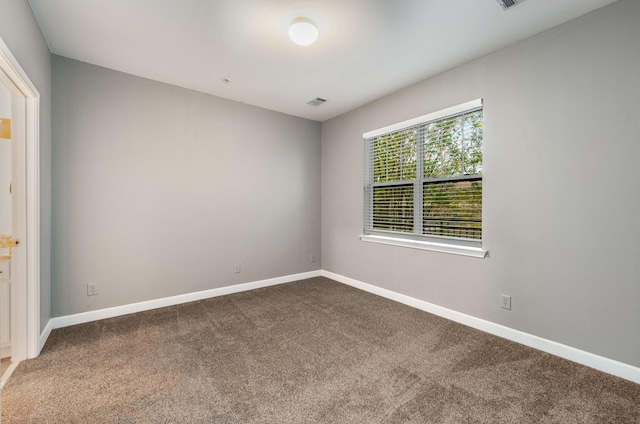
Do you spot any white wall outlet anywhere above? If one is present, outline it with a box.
[310,254,316,263]
[501,294,511,310]
[234,264,241,274]
[87,283,99,296]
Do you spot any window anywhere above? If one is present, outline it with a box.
[361,99,486,258]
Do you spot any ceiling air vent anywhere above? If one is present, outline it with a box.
[307,97,327,106]
[496,0,527,10]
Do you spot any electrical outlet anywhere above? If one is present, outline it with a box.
[87,283,99,296]
[310,254,316,263]
[234,264,241,274]
[501,294,511,310]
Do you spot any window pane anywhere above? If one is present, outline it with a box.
[424,116,463,178]
[373,184,414,233]
[373,128,417,182]
[423,179,482,239]
[424,110,483,178]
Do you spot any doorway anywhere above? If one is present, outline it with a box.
[0,81,12,377]
[0,36,41,388]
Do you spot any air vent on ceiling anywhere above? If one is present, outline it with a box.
[496,0,527,10]
[307,97,327,106]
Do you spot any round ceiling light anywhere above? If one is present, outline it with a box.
[288,17,319,46]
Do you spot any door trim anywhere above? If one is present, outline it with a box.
[0,35,41,384]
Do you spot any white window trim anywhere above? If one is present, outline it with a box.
[359,234,487,258]
[362,98,487,259]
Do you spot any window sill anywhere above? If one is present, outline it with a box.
[359,235,488,259]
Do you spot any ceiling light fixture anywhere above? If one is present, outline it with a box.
[288,17,319,46]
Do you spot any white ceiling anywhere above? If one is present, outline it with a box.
[28,0,618,122]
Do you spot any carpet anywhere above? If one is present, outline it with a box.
[2,277,639,423]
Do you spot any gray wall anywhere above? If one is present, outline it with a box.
[0,0,52,333]
[321,0,640,367]
[52,56,321,316]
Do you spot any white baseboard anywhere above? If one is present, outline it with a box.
[0,362,19,389]
[50,270,322,330]
[38,319,53,355]
[321,270,640,385]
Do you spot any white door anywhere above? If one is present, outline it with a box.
[0,138,9,233]
[0,87,10,234]
[0,85,12,363]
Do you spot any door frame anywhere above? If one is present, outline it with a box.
[0,35,41,384]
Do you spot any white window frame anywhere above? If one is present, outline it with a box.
[360,99,487,259]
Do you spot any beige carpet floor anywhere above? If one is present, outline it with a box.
[2,277,639,423]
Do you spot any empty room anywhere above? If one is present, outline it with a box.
[1,0,639,422]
